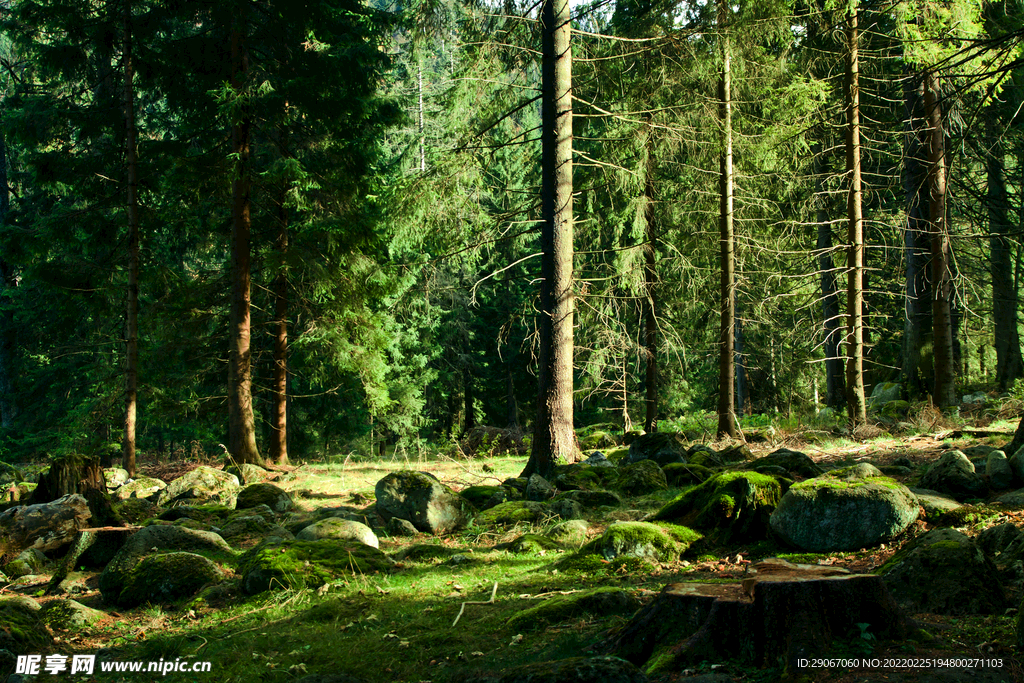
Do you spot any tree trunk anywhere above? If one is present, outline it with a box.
[506,369,519,429]
[903,76,933,397]
[813,141,846,410]
[925,71,956,408]
[270,192,289,466]
[845,7,866,424]
[463,365,475,435]
[524,0,575,479]
[987,128,1023,390]
[418,58,426,173]
[717,0,737,439]
[643,124,658,434]
[735,307,747,416]
[123,0,140,478]
[0,133,17,430]
[228,15,262,465]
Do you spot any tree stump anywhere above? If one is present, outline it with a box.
[30,455,122,526]
[597,559,913,674]
[46,526,139,594]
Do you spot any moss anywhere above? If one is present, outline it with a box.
[652,470,781,541]
[555,522,699,574]
[662,462,713,487]
[474,500,547,527]
[499,534,563,554]
[505,587,640,631]
[929,504,1003,528]
[117,552,224,607]
[460,485,503,509]
[240,539,393,594]
[0,602,52,653]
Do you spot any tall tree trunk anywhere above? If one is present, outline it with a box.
[270,192,289,466]
[902,77,933,397]
[228,15,262,465]
[735,306,747,416]
[0,133,17,430]
[643,125,658,434]
[813,141,847,410]
[717,0,737,439]
[123,0,139,477]
[506,368,519,429]
[845,7,866,424]
[463,365,475,435]
[987,128,1023,390]
[418,58,426,173]
[924,71,956,408]
[524,0,575,478]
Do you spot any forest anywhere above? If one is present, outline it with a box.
[0,0,1022,473]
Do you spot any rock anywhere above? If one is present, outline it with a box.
[881,527,1005,614]
[578,521,700,562]
[0,494,91,555]
[744,449,823,478]
[112,476,166,501]
[0,461,23,486]
[497,533,563,553]
[116,552,225,607]
[686,443,753,468]
[545,519,589,547]
[456,656,647,683]
[548,497,584,520]
[977,523,1024,563]
[3,549,47,578]
[770,474,918,552]
[374,470,471,534]
[963,391,989,404]
[997,489,1024,506]
[42,599,106,629]
[868,381,903,406]
[0,597,51,656]
[554,465,615,492]
[219,515,294,545]
[828,462,884,479]
[661,463,713,487]
[98,525,233,601]
[157,466,241,508]
[879,400,910,418]
[653,471,781,541]
[987,451,1014,490]
[1009,446,1024,485]
[225,463,270,485]
[392,544,461,562]
[102,468,130,491]
[460,485,504,509]
[384,517,419,537]
[475,500,548,527]
[525,474,556,501]
[909,487,961,517]
[580,431,618,450]
[236,483,294,512]
[556,489,622,508]
[583,452,614,468]
[5,482,35,504]
[506,587,642,631]
[51,571,90,596]
[626,433,687,467]
[296,519,378,548]
[614,460,668,496]
[240,539,393,594]
[919,450,987,499]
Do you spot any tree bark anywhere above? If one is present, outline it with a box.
[924,71,956,408]
[987,128,1023,390]
[717,0,737,439]
[524,0,575,478]
[643,124,658,434]
[903,76,933,397]
[270,192,289,466]
[813,141,846,410]
[845,7,866,424]
[228,13,262,465]
[463,365,476,435]
[123,0,140,477]
[735,306,747,416]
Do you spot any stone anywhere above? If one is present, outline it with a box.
[219,515,294,545]
[157,466,241,508]
[977,523,1024,564]
[0,461,23,486]
[42,599,106,629]
[828,462,884,479]
[661,462,713,487]
[506,587,642,631]
[556,489,622,508]
[770,474,919,552]
[98,525,233,601]
[1008,446,1024,485]
[296,518,378,548]
[113,476,166,501]
[579,521,700,562]
[456,656,647,683]
[987,451,1014,490]
[460,485,505,509]
[545,519,589,547]
[919,450,987,499]
[102,468,130,491]
[653,471,781,541]
[116,552,225,607]
[909,488,961,517]
[881,527,1006,615]
[583,452,614,468]
[384,517,419,537]
[868,381,903,406]
[580,431,618,450]
[525,474,556,501]
[744,449,823,478]
[548,497,584,520]
[475,500,548,527]
[3,549,47,579]
[997,489,1024,506]
[236,482,294,512]
[240,539,393,594]
[614,460,668,496]
[626,432,687,467]
[374,470,471,535]
[52,571,90,596]
[0,494,91,555]
[497,533,563,553]
[0,597,51,656]
[225,463,270,485]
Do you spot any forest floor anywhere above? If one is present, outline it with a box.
[6,419,1024,683]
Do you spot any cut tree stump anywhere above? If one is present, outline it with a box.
[46,526,140,594]
[597,559,913,674]
[30,455,122,526]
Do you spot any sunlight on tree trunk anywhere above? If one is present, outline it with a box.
[845,6,866,425]
[717,0,737,439]
[123,0,139,478]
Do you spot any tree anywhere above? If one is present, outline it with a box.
[717,0,738,439]
[845,3,866,425]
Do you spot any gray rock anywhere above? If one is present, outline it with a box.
[908,487,961,516]
[157,466,241,508]
[997,489,1024,506]
[1009,446,1024,486]
[42,599,106,629]
[225,463,270,485]
[882,527,1005,615]
[236,483,294,513]
[613,460,668,496]
[919,450,987,499]
[3,549,47,579]
[977,523,1024,563]
[219,515,294,544]
[828,462,884,479]
[626,433,687,467]
[548,497,583,520]
[102,468,130,491]
[113,476,166,500]
[586,521,690,562]
[384,517,419,537]
[296,519,378,548]
[525,474,556,501]
[583,452,614,468]
[987,451,1014,490]
[52,571,89,596]
[770,475,919,552]
[745,449,823,478]
[116,552,224,607]
[374,470,470,534]
[545,519,589,547]
[867,381,903,406]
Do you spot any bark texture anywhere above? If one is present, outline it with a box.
[643,125,658,433]
[270,195,289,466]
[987,131,1023,390]
[717,0,737,439]
[123,0,140,477]
[845,8,866,424]
[813,141,846,410]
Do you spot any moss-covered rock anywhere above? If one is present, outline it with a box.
[554,465,614,492]
[240,539,393,593]
[157,466,240,508]
[545,519,589,547]
[375,470,472,534]
[475,500,548,527]
[4,548,47,579]
[686,443,753,468]
[919,450,987,500]
[575,521,700,563]
[652,471,780,541]
[661,462,712,487]
[498,534,563,553]
[613,460,668,496]
[42,599,106,630]
[0,461,23,486]
[554,489,622,509]
[102,468,130,491]
[296,518,378,548]
[0,597,51,655]
[393,544,461,562]
[770,474,918,552]
[580,431,619,450]
[744,449,823,479]
[909,487,961,519]
[225,463,270,485]
[460,485,504,509]
[116,552,225,607]
[881,528,1006,615]
[506,587,642,631]
[626,432,687,467]
[236,483,294,513]
[456,656,646,683]
[113,476,166,501]
[219,514,293,546]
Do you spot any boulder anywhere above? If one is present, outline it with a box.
[236,483,294,512]
[0,494,91,555]
[157,466,241,508]
[580,431,618,450]
[545,519,589,547]
[868,381,903,406]
[42,599,106,629]
[102,468,130,491]
[51,571,90,596]
[744,449,823,478]
[525,474,556,501]
[296,519,378,548]
[548,497,584,520]
[909,487,961,517]
[919,450,987,499]
[3,549,47,579]
[613,460,668,496]
[0,597,51,656]
[475,500,548,527]
[116,552,225,607]
[556,489,622,509]
[987,451,1014,490]
[384,517,419,537]
[113,477,166,501]
[225,463,270,485]
[997,489,1024,506]
[219,515,294,545]
[1009,446,1024,485]
[98,525,233,601]
[626,433,687,467]
[577,521,700,563]
[977,523,1024,564]
[770,474,918,552]
[661,463,713,488]
[374,470,471,534]
[460,485,505,509]
[653,471,781,541]
[240,539,393,594]
[687,443,753,468]
[583,452,615,468]
[554,465,615,491]
[506,587,642,631]
[828,462,884,479]
[497,533,563,553]
[881,527,1005,614]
